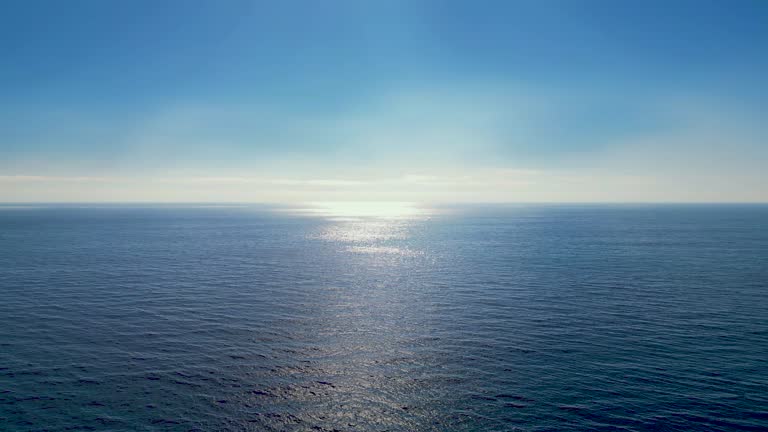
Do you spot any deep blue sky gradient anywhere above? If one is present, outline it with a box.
[1,0,766,201]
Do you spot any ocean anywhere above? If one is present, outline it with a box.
[1,204,766,431]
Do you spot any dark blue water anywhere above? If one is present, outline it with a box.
[1,204,767,431]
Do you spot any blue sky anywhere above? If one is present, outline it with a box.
[1,0,767,202]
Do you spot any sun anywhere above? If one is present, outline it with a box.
[296,201,427,220]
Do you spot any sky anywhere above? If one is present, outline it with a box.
[1,0,767,203]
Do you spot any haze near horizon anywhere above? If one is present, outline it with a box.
[1,0,767,203]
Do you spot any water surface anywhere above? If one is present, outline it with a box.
[1,204,767,431]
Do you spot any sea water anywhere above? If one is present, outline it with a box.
[1,204,766,431]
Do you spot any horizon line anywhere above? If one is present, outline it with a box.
[1,201,767,206]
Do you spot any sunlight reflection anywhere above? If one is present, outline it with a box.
[346,246,424,256]
[293,202,432,257]
[310,219,419,256]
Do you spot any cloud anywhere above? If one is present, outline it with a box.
[0,175,115,182]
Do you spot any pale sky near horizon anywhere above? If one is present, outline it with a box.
[1,0,767,203]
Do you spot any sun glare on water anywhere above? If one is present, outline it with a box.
[290,202,432,257]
